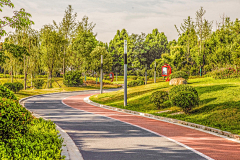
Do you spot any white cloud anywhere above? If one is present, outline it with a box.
[1,0,240,42]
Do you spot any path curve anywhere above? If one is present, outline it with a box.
[63,92,240,160]
[23,89,240,160]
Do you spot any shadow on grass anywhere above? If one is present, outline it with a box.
[98,85,169,104]
[195,84,237,95]
[191,100,240,114]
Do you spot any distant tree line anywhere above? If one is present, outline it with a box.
[1,5,240,89]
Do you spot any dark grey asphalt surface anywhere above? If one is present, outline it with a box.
[23,89,207,160]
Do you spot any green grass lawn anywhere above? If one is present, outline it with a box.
[90,77,240,134]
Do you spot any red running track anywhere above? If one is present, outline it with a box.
[63,94,240,160]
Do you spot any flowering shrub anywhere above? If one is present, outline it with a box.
[210,68,240,79]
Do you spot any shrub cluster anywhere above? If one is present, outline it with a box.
[0,85,17,100]
[170,71,189,80]
[33,79,45,89]
[63,70,83,87]
[3,82,23,93]
[169,85,199,114]
[150,91,171,109]
[149,85,199,113]
[0,85,64,159]
[210,68,240,79]
[127,80,144,87]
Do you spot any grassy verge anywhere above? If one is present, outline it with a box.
[0,77,121,99]
[90,77,240,134]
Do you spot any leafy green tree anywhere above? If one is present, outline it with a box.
[90,46,113,76]
[108,29,129,75]
[55,5,77,77]
[72,16,97,72]
[40,25,65,88]
[0,0,34,38]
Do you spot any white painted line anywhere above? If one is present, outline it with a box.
[85,96,240,144]
[62,96,214,160]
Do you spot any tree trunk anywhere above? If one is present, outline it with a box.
[31,72,33,88]
[11,66,13,83]
[24,55,27,90]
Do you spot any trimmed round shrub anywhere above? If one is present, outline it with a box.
[0,85,17,100]
[0,98,33,140]
[170,71,189,80]
[150,91,171,109]
[169,84,198,101]
[3,82,23,93]
[63,71,83,87]
[33,79,45,89]
[171,91,199,114]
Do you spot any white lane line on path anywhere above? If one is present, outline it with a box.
[84,96,240,144]
[62,96,214,160]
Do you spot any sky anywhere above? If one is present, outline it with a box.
[1,0,240,43]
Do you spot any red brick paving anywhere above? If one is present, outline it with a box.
[63,94,240,160]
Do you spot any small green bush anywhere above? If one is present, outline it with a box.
[0,85,17,100]
[170,71,189,80]
[150,91,170,109]
[171,91,199,114]
[3,82,23,93]
[127,80,144,87]
[63,70,83,87]
[169,84,198,101]
[33,79,45,89]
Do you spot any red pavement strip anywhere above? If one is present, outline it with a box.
[63,93,240,160]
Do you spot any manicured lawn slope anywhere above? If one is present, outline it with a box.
[90,77,240,134]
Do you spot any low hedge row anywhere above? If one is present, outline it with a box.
[127,80,144,87]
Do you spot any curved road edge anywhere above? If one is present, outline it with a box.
[62,96,213,160]
[19,91,92,160]
[84,96,240,143]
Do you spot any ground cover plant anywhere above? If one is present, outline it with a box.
[0,85,64,159]
[90,77,240,134]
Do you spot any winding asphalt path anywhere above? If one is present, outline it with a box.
[23,89,240,160]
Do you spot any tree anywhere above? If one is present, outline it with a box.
[55,5,77,77]
[40,25,65,88]
[144,29,169,68]
[71,16,97,72]
[90,46,113,76]
[0,0,34,38]
[109,29,129,75]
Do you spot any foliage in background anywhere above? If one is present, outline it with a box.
[127,79,144,87]
[63,70,83,87]
[170,71,189,80]
[210,68,240,79]
[33,79,45,89]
